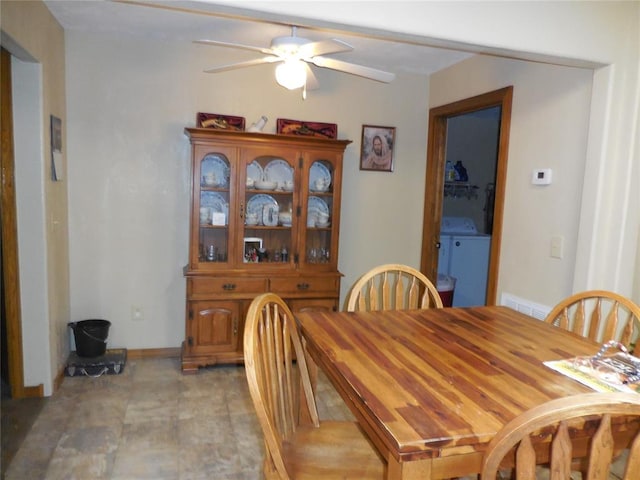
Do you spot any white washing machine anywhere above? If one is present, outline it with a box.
[438,217,491,307]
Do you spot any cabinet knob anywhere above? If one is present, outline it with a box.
[455,241,461,247]
[435,241,441,249]
[223,283,236,291]
[297,283,310,290]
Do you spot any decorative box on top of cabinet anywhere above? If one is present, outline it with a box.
[181,127,351,373]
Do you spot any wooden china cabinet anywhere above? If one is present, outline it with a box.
[181,127,351,373]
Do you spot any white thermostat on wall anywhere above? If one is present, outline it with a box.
[532,168,552,185]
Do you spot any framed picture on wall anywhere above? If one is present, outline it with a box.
[360,125,395,172]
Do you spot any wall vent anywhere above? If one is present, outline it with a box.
[500,293,551,321]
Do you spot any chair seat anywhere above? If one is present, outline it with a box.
[282,421,385,479]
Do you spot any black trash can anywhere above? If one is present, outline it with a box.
[69,319,111,357]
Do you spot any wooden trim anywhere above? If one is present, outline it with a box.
[420,87,513,306]
[1,47,26,399]
[53,367,65,392]
[127,347,181,359]
[21,384,44,398]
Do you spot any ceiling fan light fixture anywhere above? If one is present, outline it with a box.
[275,59,306,90]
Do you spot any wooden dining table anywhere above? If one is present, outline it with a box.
[296,306,629,480]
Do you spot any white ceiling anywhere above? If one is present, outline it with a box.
[43,0,473,78]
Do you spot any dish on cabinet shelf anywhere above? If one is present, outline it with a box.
[279,211,292,226]
[264,159,294,188]
[201,154,230,187]
[309,162,331,192]
[246,194,278,225]
[307,196,329,227]
[262,204,279,227]
[246,161,263,186]
[201,192,228,224]
[255,179,277,190]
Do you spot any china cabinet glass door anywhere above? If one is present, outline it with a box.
[240,149,296,267]
[303,155,338,268]
[193,147,232,268]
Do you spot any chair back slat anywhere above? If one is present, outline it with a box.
[514,435,536,479]
[381,271,391,310]
[574,301,586,339]
[481,393,640,480]
[586,298,603,342]
[549,421,572,479]
[620,311,635,347]
[545,290,640,352]
[601,302,620,346]
[625,430,640,479]
[393,273,406,310]
[346,263,443,312]
[407,276,420,309]
[585,413,613,480]
[245,293,320,479]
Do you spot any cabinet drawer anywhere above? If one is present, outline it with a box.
[287,298,338,313]
[270,276,338,295]
[190,277,268,295]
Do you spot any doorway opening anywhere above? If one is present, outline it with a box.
[420,87,513,306]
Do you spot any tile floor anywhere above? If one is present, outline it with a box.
[1,392,48,473]
[3,356,630,480]
[3,356,354,480]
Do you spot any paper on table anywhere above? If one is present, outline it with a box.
[544,359,640,393]
[545,341,640,393]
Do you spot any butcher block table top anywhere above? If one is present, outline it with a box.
[297,306,616,480]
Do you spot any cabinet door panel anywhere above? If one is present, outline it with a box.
[240,148,298,266]
[299,151,343,270]
[189,301,240,354]
[191,144,236,270]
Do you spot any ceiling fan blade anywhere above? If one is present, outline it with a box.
[311,57,395,83]
[194,39,274,56]
[204,56,281,73]
[298,39,353,59]
[304,63,319,90]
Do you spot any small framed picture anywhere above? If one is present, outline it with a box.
[360,125,395,172]
[197,112,245,131]
[243,237,263,263]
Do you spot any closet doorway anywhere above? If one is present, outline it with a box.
[420,87,513,305]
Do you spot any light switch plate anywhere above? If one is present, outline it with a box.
[532,168,552,185]
[550,235,564,259]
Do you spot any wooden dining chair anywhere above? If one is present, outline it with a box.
[346,263,443,312]
[482,392,640,480]
[244,293,385,479]
[544,290,640,352]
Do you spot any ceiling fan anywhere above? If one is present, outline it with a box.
[194,26,396,97]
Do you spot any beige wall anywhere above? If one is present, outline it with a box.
[1,0,69,395]
[64,30,432,349]
[430,56,593,307]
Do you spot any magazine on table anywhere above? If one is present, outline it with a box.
[544,340,640,394]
